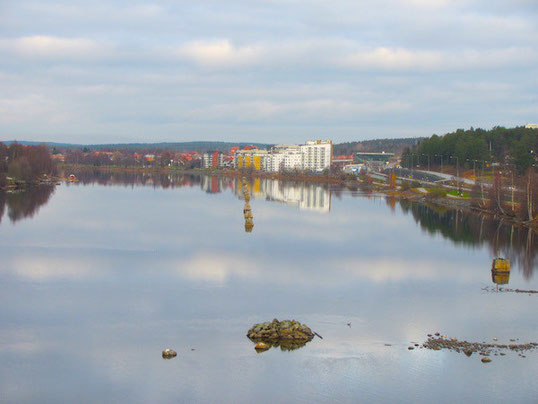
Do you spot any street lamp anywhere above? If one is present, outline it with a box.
[422,153,430,171]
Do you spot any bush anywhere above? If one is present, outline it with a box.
[400,180,412,191]
[426,188,447,199]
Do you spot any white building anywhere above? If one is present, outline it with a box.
[267,145,303,172]
[234,140,332,173]
[300,140,332,172]
[202,151,224,168]
[525,123,538,129]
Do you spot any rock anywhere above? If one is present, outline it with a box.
[255,342,270,352]
[247,319,315,343]
[493,337,498,341]
[464,349,473,357]
[408,346,415,350]
[162,348,177,359]
[435,332,440,336]
[481,357,492,363]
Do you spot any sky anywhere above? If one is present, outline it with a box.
[0,0,537,144]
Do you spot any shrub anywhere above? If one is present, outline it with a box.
[426,188,447,199]
[400,180,412,191]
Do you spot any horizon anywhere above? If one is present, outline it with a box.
[1,1,536,144]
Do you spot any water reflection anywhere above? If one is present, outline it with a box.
[242,177,254,233]
[0,185,55,225]
[3,170,537,278]
[399,200,537,279]
[66,169,332,212]
[250,339,310,352]
[492,270,510,286]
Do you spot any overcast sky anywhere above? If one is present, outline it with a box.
[0,0,537,144]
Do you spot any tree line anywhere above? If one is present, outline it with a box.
[0,142,57,187]
[401,126,538,174]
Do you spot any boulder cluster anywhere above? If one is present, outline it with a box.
[420,333,537,361]
[247,319,315,342]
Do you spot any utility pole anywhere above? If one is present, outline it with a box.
[438,154,443,173]
[451,156,460,193]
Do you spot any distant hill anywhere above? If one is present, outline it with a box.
[3,138,422,155]
[333,137,424,156]
[1,140,271,153]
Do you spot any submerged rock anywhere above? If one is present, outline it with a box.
[162,348,177,359]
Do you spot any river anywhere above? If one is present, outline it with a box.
[0,171,536,403]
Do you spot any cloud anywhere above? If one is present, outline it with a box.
[0,35,110,60]
[344,46,538,72]
[0,1,536,142]
[176,40,262,68]
[0,94,70,125]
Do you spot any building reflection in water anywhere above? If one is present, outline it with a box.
[242,178,254,233]
[1,170,536,279]
[234,177,331,213]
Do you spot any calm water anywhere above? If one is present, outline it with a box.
[0,172,537,403]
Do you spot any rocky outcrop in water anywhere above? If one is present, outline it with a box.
[421,334,537,359]
[162,348,177,359]
[247,319,315,342]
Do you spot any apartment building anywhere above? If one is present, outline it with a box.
[234,140,332,173]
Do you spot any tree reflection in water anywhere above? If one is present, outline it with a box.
[399,199,537,280]
[2,170,536,279]
[0,185,55,225]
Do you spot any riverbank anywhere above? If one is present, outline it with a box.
[0,177,59,192]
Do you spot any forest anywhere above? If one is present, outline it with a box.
[401,126,538,173]
[0,142,56,188]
